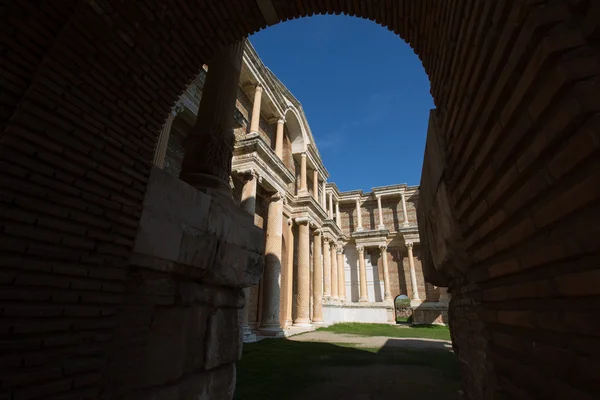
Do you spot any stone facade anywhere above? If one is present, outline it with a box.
[2,2,599,400]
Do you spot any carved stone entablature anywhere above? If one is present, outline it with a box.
[232,133,294,196]
[352,228,390,240]
[289,205,324,229]
[354,236,389,250]
[321,219,344,240]
[398,225,419,234]
[403,232,421,247]
[288,192,327,226]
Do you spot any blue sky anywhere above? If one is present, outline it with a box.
[250,15,433,192]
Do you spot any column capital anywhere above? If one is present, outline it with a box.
[300,152,307,158]
[287,218,294,226]
[406,242,414,249]
[172,104,184,116]
[336,244,344,254]
[356,245,364,253]
[379,244,387,251]
[268,192,283,203]
[277,118,285,125]
[323,237,330,244]
[295,216,310,225]
[313,228,322,236]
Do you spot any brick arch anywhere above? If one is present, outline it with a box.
[1,1,599,400]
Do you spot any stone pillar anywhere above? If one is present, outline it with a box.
[355,199,363,231]
[179,41,244,195]
[328,192,334,219]
[357,245,369,302]
[284,218,294,327]
[379,245,392,301]
[376,195,385,230]
[260,193,284,335]
[335,201,341,227]
[337,245,345,302]
[330,241,338,300]
[275,118,284,159]
[249,84,263,134]
[299,152,308,194]
[407,242,421,301]
[322,181,327,209]
[312,230,324,324]
[312,170,319,202]
[294,217,311,326]
[439,287,450,303]
[153,107,178,169]
[401,193,410,226]
[322,238,331,298]
[240,171,259,341]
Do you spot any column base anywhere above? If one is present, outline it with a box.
[410,299,423,307]
[292,318,312,327]
[378,225,386,230]
[243,331,257,343]
[259,326,286,337]
[298,189,310,197]
[359,297,369,303]
[311,319,326,326]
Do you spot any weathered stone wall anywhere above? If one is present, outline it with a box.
[119,167,264,399]
[2,1,598,399]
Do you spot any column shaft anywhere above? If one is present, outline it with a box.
[179,41,244,192]
[322,239,331,298]
[337,246,345,302]
[401,193,410,226]
[240,173,258,339]
[284,219,294,327]
[274,118,285,159]
[407,243,420,300]
[328,192,333,219]
[312,170,319,202]
[260,195,284,333]
[330,242,338,300]
[312,231,323,323]
[249,85,263,133]
[294,219,311,326]
[377,196,385,229]
[322,181,327,208]
[335,201,341,227]
[380,246,392,300]
[358,246,369,302]
[153,109,176,168]
[300,153,308,193]
[355,199,363,231]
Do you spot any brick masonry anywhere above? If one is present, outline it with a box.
[1,1,599,399]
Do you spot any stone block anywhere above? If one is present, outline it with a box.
[205,309,241,370]
[203,240,264,288]
[133,210,183,262]
[207,198,265,253]
[143,166,211,230]
[206,363,236,400]
[177,282,244,309]
[184,305,210,373]
[177,226,218,273]
[143,307,188,386]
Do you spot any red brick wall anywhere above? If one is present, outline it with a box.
[2,1,598,399]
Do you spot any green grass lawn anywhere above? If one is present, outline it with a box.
[317,322,452,341]
[235,323,458,399]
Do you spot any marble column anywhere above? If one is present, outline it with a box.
[312,170,319,202]
[376,195,385,230]
[330,241,338,300]
[355,199,363,231]
[335,201,341,227]
[299,152,308,194]
[284,218,294,327]
[240,171,259,341]
[312,230,324,324]
[357,245,369,302]
[337,245,345,302]
[322,181,327,209]
[153,107,178,168]
[407,242,421,301]
[322,238,331,298]
[401,193,410,226]
[260,193,284,335]
[294,217,311,326]
[249,84,263,134]
[275,118,284,159]
[179,40,244,195]
[328,192,334,219]
[379,245,392,301]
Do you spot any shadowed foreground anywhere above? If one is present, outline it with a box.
[236,336,460,400]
